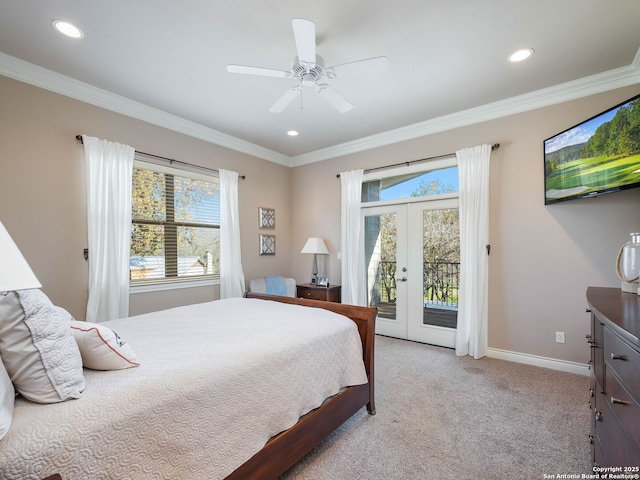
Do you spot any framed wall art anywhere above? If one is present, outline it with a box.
[259,234,275,255]
[259,207,275,229]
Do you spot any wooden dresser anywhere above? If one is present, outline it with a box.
[586,287,640,468]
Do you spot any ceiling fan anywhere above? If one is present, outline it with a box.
[227,19,389,113]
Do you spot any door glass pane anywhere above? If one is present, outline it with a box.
[365,212,397,320]
[422,208,459,328]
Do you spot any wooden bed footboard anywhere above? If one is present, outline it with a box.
[235,293,378,479]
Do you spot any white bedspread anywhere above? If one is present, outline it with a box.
[0,298,368,480]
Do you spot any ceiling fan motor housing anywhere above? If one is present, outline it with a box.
[292,55,326,86]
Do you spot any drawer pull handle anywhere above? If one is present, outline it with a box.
[610,353,626,360]
[610,397,629,405]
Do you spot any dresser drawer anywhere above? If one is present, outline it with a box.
[592,317,604,391]
[605,367,640,450]
[301,288,327,301]
[604,327,640,398]
[593,438,606,469]
[296,284,341,303]
[594,389,640,467]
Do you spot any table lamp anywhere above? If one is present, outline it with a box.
[0,221,41,293]
[300,237,329,285]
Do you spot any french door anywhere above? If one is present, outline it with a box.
[363,198,459,348]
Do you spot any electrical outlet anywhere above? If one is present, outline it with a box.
[555,332,565,343]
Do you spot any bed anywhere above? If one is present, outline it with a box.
[0,291,376,480]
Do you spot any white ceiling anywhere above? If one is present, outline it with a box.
[1,0,640,166]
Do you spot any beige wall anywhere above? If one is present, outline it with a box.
[3,73,640,365]
[0,76,292,318]
[291,84,640,365]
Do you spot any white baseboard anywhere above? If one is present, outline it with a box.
[487,347,590,376]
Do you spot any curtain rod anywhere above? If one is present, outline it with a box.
[335,143,500,178]
[75,135,245,179]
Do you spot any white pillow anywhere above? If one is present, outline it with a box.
[70,321,140,370]
[0,356,14,440]
[0,290,85,403]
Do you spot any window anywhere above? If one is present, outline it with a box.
[130,161,220,285]
[362,165,459,203]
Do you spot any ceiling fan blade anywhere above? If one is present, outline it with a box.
[292,19,316,64]
[269,87,301,113]
[328,56,390,78]
[227,64,290,78]
[317,85,353,113]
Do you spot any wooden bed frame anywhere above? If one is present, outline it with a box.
[42,294,376,480]
[229,293,378,480]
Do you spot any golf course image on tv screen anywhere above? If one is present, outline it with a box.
[544,93,640,204]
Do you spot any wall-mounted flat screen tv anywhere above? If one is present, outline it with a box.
[544,93,640,205]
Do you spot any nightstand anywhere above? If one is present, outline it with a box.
[296,284,341,303]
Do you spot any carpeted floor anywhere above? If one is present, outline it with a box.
[280,335,591,480]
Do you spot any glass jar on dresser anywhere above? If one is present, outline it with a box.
[586,287,640,468]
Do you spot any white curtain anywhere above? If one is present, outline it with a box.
[82,135,135,322]
[455,144,492,358]
[340,169,365,306]
[219,169,245,298]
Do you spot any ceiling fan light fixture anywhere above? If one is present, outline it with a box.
[52,20,84,39]
[301,73,317,86]
[509,48,534,63]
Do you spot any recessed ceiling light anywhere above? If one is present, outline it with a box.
[52,20,84,39]
[287,130,299,136]
[509,48,534,63]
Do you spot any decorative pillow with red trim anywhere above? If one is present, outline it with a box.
[70,321,140,371]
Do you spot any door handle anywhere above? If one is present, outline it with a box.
[398,277,407,282]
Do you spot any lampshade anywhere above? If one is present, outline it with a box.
[300,237,329,255]
[0,221,41,292]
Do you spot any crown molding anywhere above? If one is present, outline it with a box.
[291,46,640,166]
[0,52,291,167]
[1,48,639,168]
